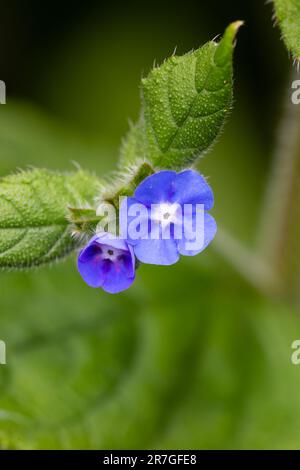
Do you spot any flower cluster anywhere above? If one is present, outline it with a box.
[77,169,216,293]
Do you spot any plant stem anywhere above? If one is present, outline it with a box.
[214,227,280,296]
[257,72,300,295]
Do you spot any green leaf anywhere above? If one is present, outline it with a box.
[273,0,300,59]
[0,169,100,269]
[120,21,242,170]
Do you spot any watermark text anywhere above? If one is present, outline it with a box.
[0,340,6,365]
[0,80,6,104]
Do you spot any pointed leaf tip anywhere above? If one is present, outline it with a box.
[121,22,242,170]
[214,21,244,66]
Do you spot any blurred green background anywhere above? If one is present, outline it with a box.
[0,0,300,449]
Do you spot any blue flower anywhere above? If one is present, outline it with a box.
[120,169,217,265]
[77,232,135,293]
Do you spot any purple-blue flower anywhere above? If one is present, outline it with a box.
[77,232,135,294]
[120,169,217,265]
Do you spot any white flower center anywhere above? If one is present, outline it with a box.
[101,246,121,262]
[151,203,180,227]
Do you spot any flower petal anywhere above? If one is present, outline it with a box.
[172,169,214,209]
[134,170,177,205]
[77,243,106,288]
[102,256,135,294]
[93,231,130,251]
[133,238,179,265]
[78,232,136,292]
[119,197,150,246]
[177,212,217,256]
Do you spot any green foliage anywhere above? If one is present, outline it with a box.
[0,23,242,270]
[0,169,99,269]
[1,258,300,449]
[121,22,242,169]
[3,10,300,452]
[67,207,103,236]
[273,0,300,59]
